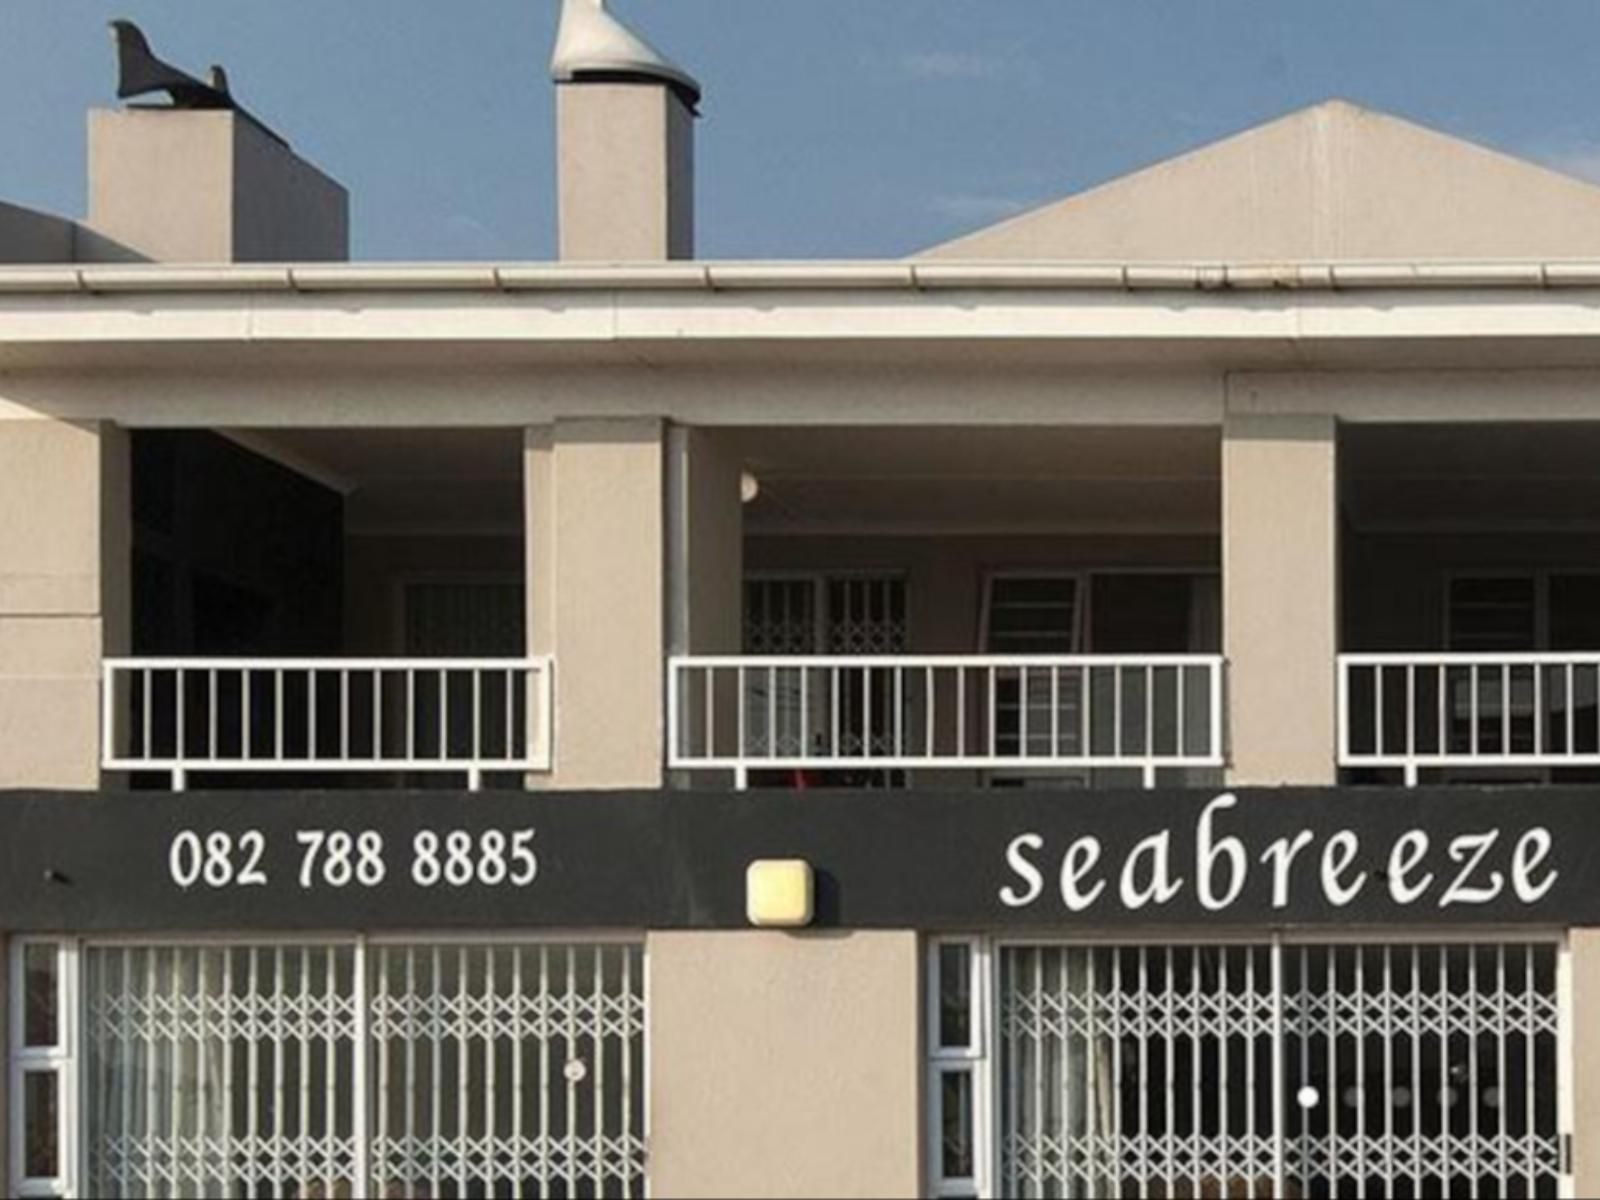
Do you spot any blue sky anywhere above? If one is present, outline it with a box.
[4,1,1600,261]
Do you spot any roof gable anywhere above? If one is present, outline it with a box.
[920,100,1600,262]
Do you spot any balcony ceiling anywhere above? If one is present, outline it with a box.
[210,422,1600,540]
[733,425,1221,536]
[1343,423,1600,532]
[222,427,525,536]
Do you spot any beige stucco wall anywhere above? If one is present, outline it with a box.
[88,109,347,263]
[0,932,6,1195]
[670,428,743,656]
[557,83,693,260]
[648,930,923,1199]
[1573,930,1600,1197]
[526,420,667,788]
[1223,413,1339,785]
[230,117,349,263]
[926,100,1600,261]
[0,419,129,789]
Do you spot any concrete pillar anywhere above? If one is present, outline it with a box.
[1573,930,1600,1196]
[647,931,924,1199]
[1223,412,1340,785]
[557,83,695,261]
[667,426,743,658]
[88,109,348,263]
[0,932,7,1195]
[0,419,130,789]
[525,420,741,788]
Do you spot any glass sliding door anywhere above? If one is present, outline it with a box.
[935,938,1568,1199]
[11,939,647,1200]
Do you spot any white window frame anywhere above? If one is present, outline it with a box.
[927,937,993,1200]
[978,570,1087,656]
[8,939,80,1200]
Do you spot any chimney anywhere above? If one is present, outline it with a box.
[86,21,348,263]
[550,0,700,261]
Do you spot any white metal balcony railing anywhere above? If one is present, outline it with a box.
[1340,653,1600,785]
[102,658,553,790]
[669,655,1226,787]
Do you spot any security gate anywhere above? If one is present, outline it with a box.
[930,939,1569,1199]
[11,939,646,1199]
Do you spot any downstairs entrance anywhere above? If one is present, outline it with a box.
[930,938,1568,1199]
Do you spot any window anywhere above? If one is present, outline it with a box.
[10,941,74,1199]
[980,572,1220,786]
[742,574,907,657]
[742,574,907,779]
[1448,576,1538,652]
[933,938,1567,1199]
[11,939,646,1200]
[1447,571,1600,653]
[403,580,526,657]
[928,940,990,1199]
[1443,573,1600,769]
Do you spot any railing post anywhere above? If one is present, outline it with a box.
[467,768,483,793]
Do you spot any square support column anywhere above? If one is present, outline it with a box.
[526,420,742,789]
[0,419,129,790]
[647,930,923,1199]
[1223,412,1340,785]
[1573,929,1600,1197]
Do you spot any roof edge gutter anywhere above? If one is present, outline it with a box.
[2,259,1600,297]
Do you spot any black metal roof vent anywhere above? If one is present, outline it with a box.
[108,19,286,145]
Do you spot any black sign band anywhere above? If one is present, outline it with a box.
[0,787,1593,933]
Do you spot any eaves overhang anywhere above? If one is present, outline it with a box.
[5,260,1600,373]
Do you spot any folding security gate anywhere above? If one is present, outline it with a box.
[11,939,647,1199]
[930,939,1569,1200]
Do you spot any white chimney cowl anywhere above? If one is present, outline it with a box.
[550,0,702,111]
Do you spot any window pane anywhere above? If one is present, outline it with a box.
[939,943,973,1049]
[23,942,58,1048]
[1449,576,1536,651]
[85,945,359,1199]
[1550,574,1600,650]
[986,577,1079,654]
[24,1072,59,1179]
[941,1070,976,1180]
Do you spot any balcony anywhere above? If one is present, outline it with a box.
[102,658,553,790]
[669,655,1225,787]
[1339,653,1600,785]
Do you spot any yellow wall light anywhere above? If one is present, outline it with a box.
[745,859,815,929]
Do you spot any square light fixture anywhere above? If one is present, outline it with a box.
[745,859,814,928]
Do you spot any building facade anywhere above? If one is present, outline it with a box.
[5,4,1600,1198]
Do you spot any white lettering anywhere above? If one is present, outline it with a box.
[1261,831,1316,910]
[1388,830,1433,905]
[1512,828,1559,904]
[1000,834,1045,908]
[1059,836,1106,912]
[1197,793,1248,911]
[1120,831,1183,909]
[1321,831,1366,907]
[1440,831,1504,907]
